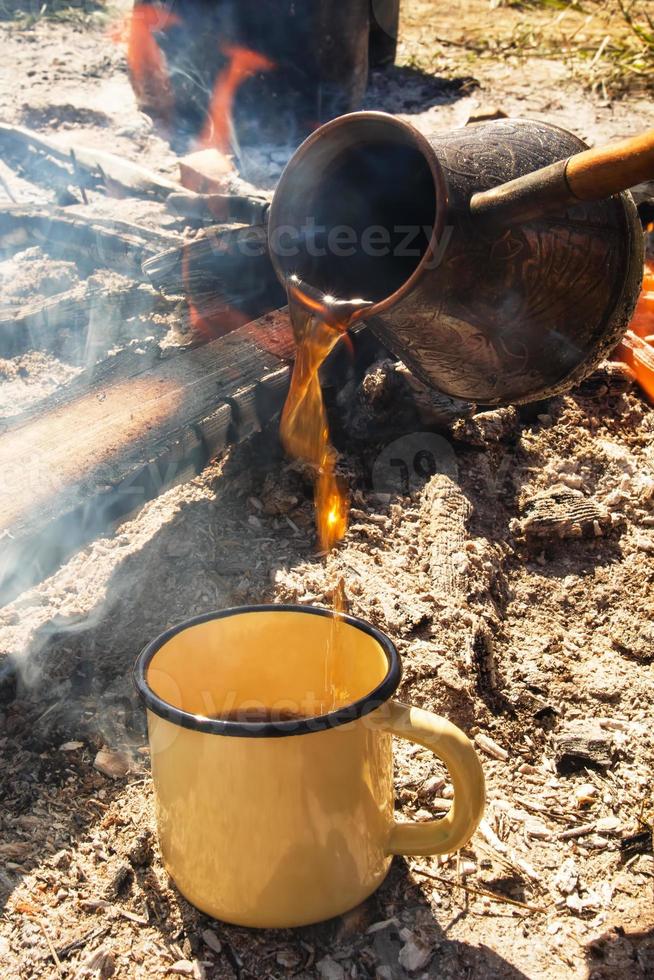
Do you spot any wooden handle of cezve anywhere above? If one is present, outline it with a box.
[469,128,654,224]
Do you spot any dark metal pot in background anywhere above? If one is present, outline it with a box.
[369,0,401,67]
[134,0,384,144]
[267,112,644,405]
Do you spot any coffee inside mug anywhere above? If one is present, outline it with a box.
[139,606,400,734]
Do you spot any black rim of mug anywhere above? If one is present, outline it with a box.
[133,604,402,738]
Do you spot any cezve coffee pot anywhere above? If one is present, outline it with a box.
[268,113,652,404]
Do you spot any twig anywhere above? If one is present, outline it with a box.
[56,924,111,961]
[412,865,548,914]
[69,148,88,205]
[433,34,485,52]
[36,918,63,975]
[0,171,16,203]
[589,33,611,67]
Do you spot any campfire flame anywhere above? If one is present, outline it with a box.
[616,260,654,402]
[114,9,273,158]
[200,45,275,154]
[113,4,181,121]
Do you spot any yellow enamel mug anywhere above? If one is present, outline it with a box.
[134,605,485,928]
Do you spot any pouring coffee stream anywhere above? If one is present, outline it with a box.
[280,276,373,711]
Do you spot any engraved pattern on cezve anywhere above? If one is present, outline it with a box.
[375,119,642,404]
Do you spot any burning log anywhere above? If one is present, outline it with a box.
[0,309,296,606]
[0,204,178,279]
[142,225,286,326]
[615,329,654,402]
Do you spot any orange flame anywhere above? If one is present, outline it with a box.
[615,260,654,402]
[113,4,181,120]
[201,45,274,153]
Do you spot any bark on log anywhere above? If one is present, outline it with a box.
[421,472,503,695]
[142,225,286,321]
[423,474,471,600]
[0,310,385,606]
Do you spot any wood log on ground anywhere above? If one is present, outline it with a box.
[421,472,503,695]
[0,123,182,200]
[0,308,294,605]
[0,277,162,359]
[0,310,385,606]
[143,225,286,321]
[423,473,471,600]
[0,205,179,278]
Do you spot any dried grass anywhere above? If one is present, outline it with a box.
[482,0,654,97]
[0,0,104,26]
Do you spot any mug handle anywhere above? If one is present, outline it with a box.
[382,700,486,856]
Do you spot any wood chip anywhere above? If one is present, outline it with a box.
[558,823,596,840]
[398,931,433,972]
[474,733,509,761]
[316,956,345,980]
[168,961,196,977]
[118,909,148,926]
[574,783,599,807]
[201,930,222,955]
[554,723,614,772]
[93,749,130,780]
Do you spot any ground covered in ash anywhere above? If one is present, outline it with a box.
[0,1,653,978]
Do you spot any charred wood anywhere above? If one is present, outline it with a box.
[166,191,270,226]
[514,486,613,542]
[554,722,616,772]
[142,225,286,321]
[0,277,162,359]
